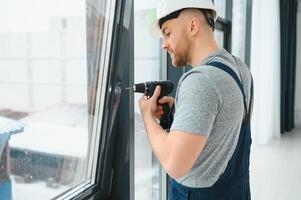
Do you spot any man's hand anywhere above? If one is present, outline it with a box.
[139,86,161,119]
[139,85,175,120]
[155,96,174,119]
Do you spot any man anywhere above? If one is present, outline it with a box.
[139,0,253,199]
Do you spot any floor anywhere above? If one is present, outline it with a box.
[250,129,301,200]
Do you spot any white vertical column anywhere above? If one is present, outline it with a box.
[250,0,281,144]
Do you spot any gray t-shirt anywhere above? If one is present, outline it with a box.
[170,49,252,188]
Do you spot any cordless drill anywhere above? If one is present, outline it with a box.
[127,80,174,129]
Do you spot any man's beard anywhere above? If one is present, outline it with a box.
[171,36,190,67]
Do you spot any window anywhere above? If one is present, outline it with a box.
[214,30,225,49]
[214,0,227,19]
[134,0,164,199]
[0,0,116,199]
[232,0,248,61]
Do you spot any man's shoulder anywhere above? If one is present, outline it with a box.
[179,68,215,88]
[177,68,222,104]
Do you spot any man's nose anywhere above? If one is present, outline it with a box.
[161,39,168,50]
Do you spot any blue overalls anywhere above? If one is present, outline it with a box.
[168,62,253,200]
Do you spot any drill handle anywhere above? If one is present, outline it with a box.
[159,103,174,130]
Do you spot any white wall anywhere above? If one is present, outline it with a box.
[295,0,301,127]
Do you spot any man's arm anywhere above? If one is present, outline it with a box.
[139,86,207,179]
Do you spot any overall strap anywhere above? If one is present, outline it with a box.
[207,61,248,121]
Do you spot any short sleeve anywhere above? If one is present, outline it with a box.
[170,72,220,137]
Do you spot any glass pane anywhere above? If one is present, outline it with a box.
[214,30,224,49]
[0,0,112,199]
[134,0,162,200]
[232,0,247,61]
[214,0,227,19]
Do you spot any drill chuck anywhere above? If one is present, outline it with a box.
[132,83,146,93]
[129,80,174,129]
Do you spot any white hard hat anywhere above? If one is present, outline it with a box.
[149,0,218,38]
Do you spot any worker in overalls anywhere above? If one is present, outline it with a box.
[138,0,254,199]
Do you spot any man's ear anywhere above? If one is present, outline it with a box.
[187,18,200,36]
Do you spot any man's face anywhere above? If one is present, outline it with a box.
[161,19,190,67]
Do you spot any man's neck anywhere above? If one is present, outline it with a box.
[188,38,219,67]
